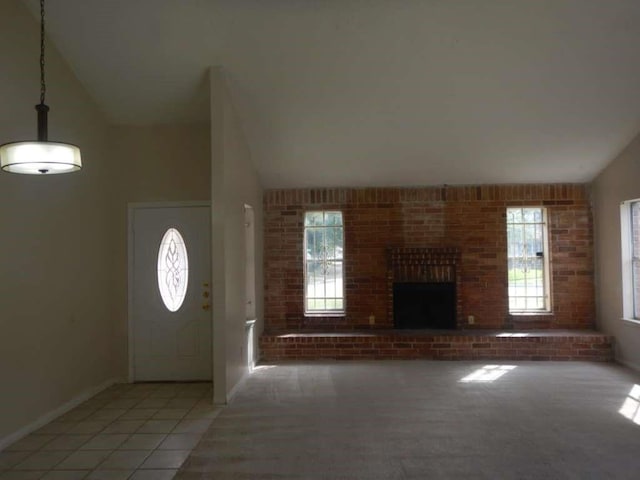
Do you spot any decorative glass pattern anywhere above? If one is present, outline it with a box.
[157,228,189,312]
[506,207,550,312]
[304,211,344,314]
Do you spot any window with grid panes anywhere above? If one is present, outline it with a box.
[304,211,344,314]
[620,200,640,320]
[506,207,551,312]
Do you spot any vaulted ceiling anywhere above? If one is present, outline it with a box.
[21,0,640,188]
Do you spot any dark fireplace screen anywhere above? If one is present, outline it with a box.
[393,282,456,329]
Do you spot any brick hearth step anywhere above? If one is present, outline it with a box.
[259,330,613,362]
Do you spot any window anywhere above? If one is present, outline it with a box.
[157,227,189,312]
[506,207,550,312]
[304,211,344,314]
[620,200,640,320]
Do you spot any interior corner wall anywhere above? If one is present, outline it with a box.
[210,67,264,403]
[108,124,211,380]
[592,132,640,370]
[0,0,113,444]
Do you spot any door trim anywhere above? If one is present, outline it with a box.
[127,201,211,383]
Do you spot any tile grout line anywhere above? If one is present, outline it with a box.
[1,382,215,480]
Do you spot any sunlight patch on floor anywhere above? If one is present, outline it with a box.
[252,365,278,372]
[619,384,640,425]
[459,365,517,383]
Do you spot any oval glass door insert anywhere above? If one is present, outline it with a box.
[157,228,189,312]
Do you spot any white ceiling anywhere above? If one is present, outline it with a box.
[21,0,640,188]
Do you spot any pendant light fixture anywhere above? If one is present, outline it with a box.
[0,0,81,175]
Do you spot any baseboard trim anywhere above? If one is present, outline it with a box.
[0,377,120,452]
[616,356,640,373]
[224,370,250,405]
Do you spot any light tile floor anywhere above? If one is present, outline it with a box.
[0,382,219,480]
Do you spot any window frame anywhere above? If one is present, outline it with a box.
[620,199,640,323]
[303,210,345,316]
[506,206,552,314]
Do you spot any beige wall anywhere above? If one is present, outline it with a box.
[210,68,264,403]
[593,132,640,370]
[0,0,233,444]
[0,0,113,443]
[109,124,211,379]
[0,0,212,441]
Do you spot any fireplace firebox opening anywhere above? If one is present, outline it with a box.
[393,282,456,330]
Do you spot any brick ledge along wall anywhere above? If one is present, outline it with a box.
[264,184,594,332]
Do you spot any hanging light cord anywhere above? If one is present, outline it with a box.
[39,0,46,105]
[36,0,49,142]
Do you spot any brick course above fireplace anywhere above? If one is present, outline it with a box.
[264,184,594,331]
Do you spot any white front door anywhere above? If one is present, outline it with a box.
[131,205,212,381]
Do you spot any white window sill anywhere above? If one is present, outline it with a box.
[621,317,640,327]
[304,313,345,318]
[509,311,553,316]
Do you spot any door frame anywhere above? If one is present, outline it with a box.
[127,201,212,383]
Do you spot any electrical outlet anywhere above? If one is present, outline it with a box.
[468,315,475,325]
[369,315,375,325]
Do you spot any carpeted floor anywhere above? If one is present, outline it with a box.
[178,361,640,479]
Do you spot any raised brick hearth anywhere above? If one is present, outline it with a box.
[260,330,613,362]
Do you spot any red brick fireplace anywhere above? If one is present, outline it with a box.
[263,184,595,332]
[260,184,611,361]
[388,247,460,329]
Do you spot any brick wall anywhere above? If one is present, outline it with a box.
[260,332,612,362]
[264,184,594,331]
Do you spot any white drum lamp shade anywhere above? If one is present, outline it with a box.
[0,0,82,176]
[0,141,81,174]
